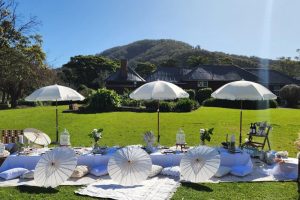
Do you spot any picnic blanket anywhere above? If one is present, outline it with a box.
[75,176,180,200]
[0,174,99,187]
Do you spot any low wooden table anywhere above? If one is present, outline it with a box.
[0,156,7,166]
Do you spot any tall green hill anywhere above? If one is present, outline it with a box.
[98,39,300,77]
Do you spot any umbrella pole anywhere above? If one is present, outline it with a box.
[56,100,59,143]
[239,100,243,147]
[157,100,160,143]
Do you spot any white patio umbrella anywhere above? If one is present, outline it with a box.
[24,128,51,146]
[25,84,85,143]
[180,146,220,182]
[211,80,277,146]
[107,146,152,186]
[129,80,189,143]
[34,147,77,188]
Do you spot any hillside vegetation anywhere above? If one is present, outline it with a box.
[58,39,300,90]
[99,39,300,76]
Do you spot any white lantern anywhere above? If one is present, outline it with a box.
[176,128,186,145]
[0,141,5,154]
[60,128,71,146]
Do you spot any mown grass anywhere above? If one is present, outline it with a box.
[0,106,299,199]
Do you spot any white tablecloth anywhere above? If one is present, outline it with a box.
[0,147,253,172]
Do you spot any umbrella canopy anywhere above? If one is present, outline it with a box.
[34,147,77,188]
[129,80,189,100]
[24,128,51,146]
[211,80,277,101]
[211,80,277,146]
[25,84,85,143]
[108,146,152,186]
[25,84,85,101]
[130,80,189,143]
[180,146,220,182]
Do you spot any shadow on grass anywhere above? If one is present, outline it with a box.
[181,182,213,192]
[17,186,59,194]
[298,181,300,199]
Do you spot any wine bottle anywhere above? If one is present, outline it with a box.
[253,123,257,134]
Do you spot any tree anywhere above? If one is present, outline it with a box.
[187,55,209,67]
[160,59,178,67]
[134,62,156,78]
[279,84,300,108]
[0,0,53,107]
[275,57,300,77]
[61,55,119,89]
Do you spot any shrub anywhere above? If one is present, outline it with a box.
[17,99,43,107]
[86,88,121,112]
[202,98,278,109]
[196,88,213,104]
[174,98,199,112]
[159,101,175,112]
[0,103,9,110]
[279,84,300,108]
[144,100,158,112]
[185,89,195,100]
[121,98,140,107]
[144,100,174,112]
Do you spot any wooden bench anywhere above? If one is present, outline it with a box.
[1,130,23,144]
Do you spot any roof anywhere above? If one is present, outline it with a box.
[245,68,300,85]
[146,66,192,82]
[106,67,146,82]
[182,64,260,82]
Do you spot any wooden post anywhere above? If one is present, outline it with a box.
[56,100,59,143]
[239,100,243,147]
[157,100,160,143]
[298,153,300,192]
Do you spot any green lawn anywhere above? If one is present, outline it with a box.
[0,106,299,199]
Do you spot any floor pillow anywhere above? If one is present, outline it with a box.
[90,165,108,177]
[160,166,180,177]
[0,168,29,180]
[148,165,163,178]
[21,170,35,179]
[230,165,252,177]
[71,165,89,178]
[214,166,231,178]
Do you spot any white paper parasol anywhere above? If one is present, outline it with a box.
[34,147,77,188]
[108,146,152,186]
[24,128,51,146]
[180,146,220,182]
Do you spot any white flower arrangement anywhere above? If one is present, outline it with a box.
[143,131,155,146]
[89,128,103,143]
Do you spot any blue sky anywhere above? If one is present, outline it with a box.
[16,0,300,68]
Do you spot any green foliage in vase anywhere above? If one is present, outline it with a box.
[200,128,214,144]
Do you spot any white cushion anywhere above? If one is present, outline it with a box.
[148,165,163,178]
[21,170,34,179]
[71,165,89,178]
[230,165,252,177]
[0,168,29,180]
[214,166,231,177]
[90,165,108,177]
[160,166,180,177]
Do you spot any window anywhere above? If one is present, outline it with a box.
[197,81,208,88]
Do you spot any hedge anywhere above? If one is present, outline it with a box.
[202,98,278,109]
[145,99,198,112]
